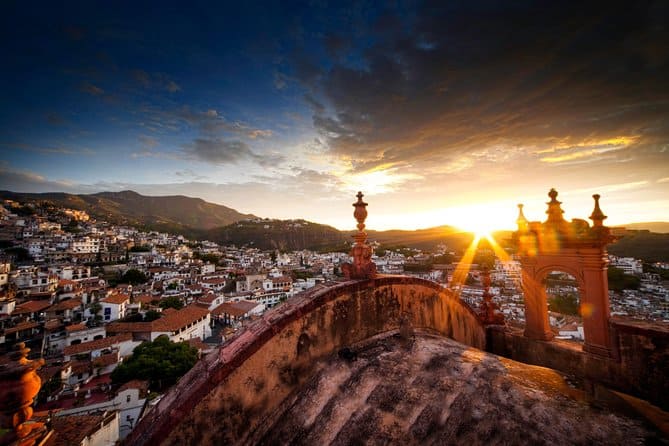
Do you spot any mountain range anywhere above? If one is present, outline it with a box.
[0,190,255,233]
[1,190,667,260]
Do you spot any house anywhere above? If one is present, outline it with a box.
[66,323,106,346]
[12,300,50,320]
[55,380,149,440]
[100,293,130,322]
[62,333,139,382]
[196,292,225,311]
[46,298,83,322]
[44,319,67,355]
[106,305,211,342]
[50,411,120,446]
[212,300,264,326]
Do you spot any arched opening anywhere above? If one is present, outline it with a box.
[542,270,583,343]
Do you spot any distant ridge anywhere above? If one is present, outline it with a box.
[620,222,669,234]
[0,190,256,232]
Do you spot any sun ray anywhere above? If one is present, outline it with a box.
[449,235,480,294]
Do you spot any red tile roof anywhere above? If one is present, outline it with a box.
[102,293,129,305]
[51,414,105,446]
[118,379,149,395]
[212,300,261,317]
[50,298,82,311]
[12,300,50,315]
[152,305,210,332]
[63,333,132,356]
[65,322,87,332]
[4,321,39,335]
[105,321,153,334]
[107,306,210,335]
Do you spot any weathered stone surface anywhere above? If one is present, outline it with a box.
[487,319,669,413]
[248,332,656,445]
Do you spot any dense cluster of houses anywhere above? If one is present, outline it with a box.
[0,199,355,443]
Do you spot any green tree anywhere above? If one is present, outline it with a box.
[129,245,151,252]
[159,295,184,310]
[89,302,102,319]
[548,293,580,316]
[607,267,641,292]
[120,268,148,285]
[144,310,162,321]
[194,252,220,264]
[110,335,198,391]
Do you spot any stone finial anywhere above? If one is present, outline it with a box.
[589,194,607,227]
[545,188,566,224]
[342,191,377,280]
[0,342,45,443]
[516,204,528,232]
[479,267,504,325]
[352,191,368,245]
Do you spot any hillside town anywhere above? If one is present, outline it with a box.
[1,198,668,444]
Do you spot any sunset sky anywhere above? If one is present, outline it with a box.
[2,1,668,231]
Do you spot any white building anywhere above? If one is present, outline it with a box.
[100,294,130,322]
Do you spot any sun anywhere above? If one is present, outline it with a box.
[448,203,509,238]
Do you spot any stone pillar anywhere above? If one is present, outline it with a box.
[520,261,553,341]
[0,343,46,445]
[342,192,377,280]
[580,249,613,357]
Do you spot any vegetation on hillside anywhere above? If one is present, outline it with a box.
[608,231,669,262]
[607,267,640,291]
[206,219,346,251]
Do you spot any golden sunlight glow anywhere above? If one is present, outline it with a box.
[342,168,421,195]
[448,203,514,235]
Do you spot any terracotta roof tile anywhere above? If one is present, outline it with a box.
[63,333,132,356]
[152,305,210,332]
[12,300,51,314]
[50,298,82,311]
[102,293,130,305]
[65,322,87,332]
[51,414,104,446]
[212,300,261,317]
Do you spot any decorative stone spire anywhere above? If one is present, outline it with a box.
[545,188,566,225]
[589,194,607,227]
[342,191,377,280]
[352,191,368,246]
[0,342,46,444]
[479,266,504,325]
[516,204,528,232]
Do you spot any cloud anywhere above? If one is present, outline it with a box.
[291,2,669,176]
[138,135,159,149]
[0,165,79,193]
[273,71,288,90]
[2,142,93,156]
[131,69,181,93]
[186,109,272,140]
[80,82,104,96]
[182,138,285,167]
[45,112,67,126]
[183,139,253,164]
[175,169,207,181]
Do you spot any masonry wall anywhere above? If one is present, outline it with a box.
[487,318,669,411]
[127,276,485,446]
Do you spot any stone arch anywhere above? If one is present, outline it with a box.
[515,190,614,357]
